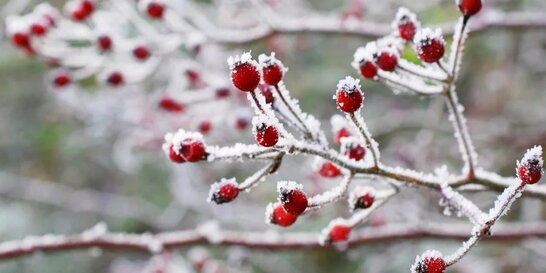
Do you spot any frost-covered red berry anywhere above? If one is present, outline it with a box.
[457,0,482,17]
[11,32,30,48]
[412,251,446,273]
[259,53,285,86]
[342,138,366,161]
[334,128,352,145]
[71,0,94,21]
[107,71,124,86]
[254,121,279,147]
[349,186,376,210]
[208,178,239,204]
[352,45,378,79]
[375,49,398,71]
[179,138,206,162]
[393,7,420,42]
[359,61,378,79]
[517,146,543,184]
[321,219,351,244]
[278,181,308,216]
[147,2,165,19]
[335,76,363,113]
[133,45,150,61]
[30,23,47,36]
[415,28,445,63]
[159,96,185,112]
[258,84,274,104]
[215,87,230,99]
[80,0,95,14]
[167,144,185,163]
[317,161,341,178]
[267,203,297,227]
[198,120,212,135]
[53,72,71,87]
[97,35,113,52]
[228,52,261,92]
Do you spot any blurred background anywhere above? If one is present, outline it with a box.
[0,0,546,272]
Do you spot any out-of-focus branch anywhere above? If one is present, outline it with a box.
[0,222,545,260]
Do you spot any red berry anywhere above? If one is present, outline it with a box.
[269,204,297,227]
[255,123,279,147]
[97,35,112,51]
[328,224,351,242]
[235,117,249,130]
[518,154,543,184]
[147,2,165,19]
[180,138,206,162]
[80,0,95,15]
[230,62,260,92]
[185,69,204,89]
[215,88,230,99]
[262,63,284,85]
[375,50,398,71]
[30,23,47,36]
[279,184,308,216]
[168,144,185,163]
[318,161,341,178]
[334,128,352,145]
[398,21,416,41]
[107,72,124,86]
[457,0,482,17]
[359,61,377,79]
[71,8,88,21]
[53,72,71,87]
[345,143,366,161]
[209,180,239,204]
[11,32,30,48]
[354,193,374,209]
[133,45,150,60]
[159,97,185,112]
[336,88,362,113]
[416,37,445,63]
[198,120,212,134]
[414,256,446,273]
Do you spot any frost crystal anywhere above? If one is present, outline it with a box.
[227,51,258,70]
[517,145,543,170]
[414,28,444,47]
[264,202,276,224]
[392,7,420,28]
[277,181,303,194]
[258,52,287,72]
[207,178,239,203]
[336,76,361,94]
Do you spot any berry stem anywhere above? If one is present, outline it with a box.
[272,84,314,140]
[377,70,444,95]
[396,62,449,83]
[307,171,355,208]
[271,104,308,134]
[250,90,265,114]
[348,112,380,168]
[238,152,284,191]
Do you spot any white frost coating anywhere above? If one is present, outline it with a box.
[227,51,258,70]
[197,221,224,244]
[336,76,361,94]
[330,114,352,133]
[207,178,238,203]
[448,17,469,77]
[517,145,543,170]
[239,163,278,191]
[258,52,287,72]
[264,202,276,224]
[410,250,444,273]
[81,222,108,241]
[396,59,448,82]
[439,180,486,225]
[162,129,205,156]
[348,186,376,211]
[351,42,378,70]
[348,112,381,164]
[277,181,303,194]
[377,36,404,53]
[377,70,444,95]
[392,7,420,29]
[413,27,444,46]
[307,173,353,207]
[318,218,351,246]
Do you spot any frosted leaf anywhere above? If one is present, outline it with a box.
[258,52,287,72]
[277,181,303,194]
[207,178,238,203]
[336,76,362,94]
[227,51,258,70]
[391,7,420,29]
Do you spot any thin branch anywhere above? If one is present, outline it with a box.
[348,112,380,168]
